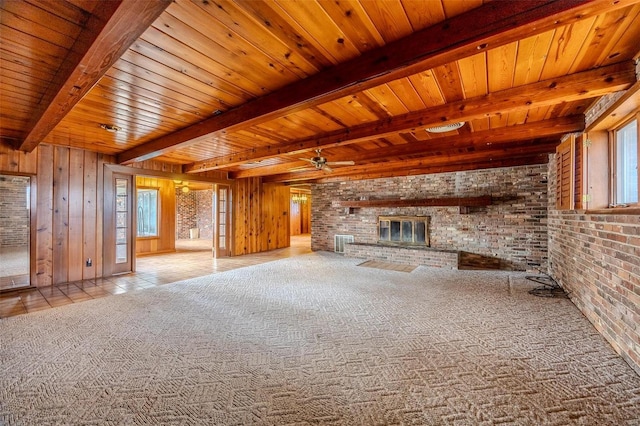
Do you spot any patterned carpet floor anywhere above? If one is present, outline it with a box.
[1,252,639,425]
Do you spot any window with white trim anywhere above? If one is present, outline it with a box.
[613,118,638,206]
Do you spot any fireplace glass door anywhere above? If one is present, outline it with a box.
[378,215,429,246]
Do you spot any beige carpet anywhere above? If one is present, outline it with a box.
[1,252,639,425]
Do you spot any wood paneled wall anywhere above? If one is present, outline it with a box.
[1,144,290,286]
[135,176,176,255]
[233,178,289,256]
[0,143,112,286]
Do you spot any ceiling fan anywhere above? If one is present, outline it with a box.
[298,149,355,173]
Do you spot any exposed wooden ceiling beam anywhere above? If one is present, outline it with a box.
[229,115,584,179]
[313,155,551,184]
[191,61,633,174]
[268,154,551,184]
[15,0,172,153]
[118,0,630,164]
[263,140,558,183]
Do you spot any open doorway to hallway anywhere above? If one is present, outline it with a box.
[290,186,311,248]
[174,181,215,255]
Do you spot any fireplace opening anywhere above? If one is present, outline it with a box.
[378,216,430,247]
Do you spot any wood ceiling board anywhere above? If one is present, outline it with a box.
[188,0,319,79]
[317,0,385,51]
[108,60,227,114]
[183,61,635,173]
[128,39,253,104]
[269,112,340,137]
[539,17,599,81]
[272,0,363,64]
[401,0,446,30]
[364,84,411,116]
[119,0,623,164]
[15,0,172,152]
[347,91,392,119]
[138,25,263,99]
[385,79,428,112]
[1,55,59,87]
[24,0,95,22]
[0,27,71,71]
[155,7,299,93]
[512,32,555,87]
[605,5,640,64]
[458,53,488,98]
[572,6,640,71]
[283,108,347,134]
[329,94,383,125]
[432,62,465,102]
[95,75,209,122]
[408,70,447,108]
[358,0,415,42]
[487,43,517,92]
[1,2,81,48]
[79,87,196,131]
[229,0,335,70]
[117,49,246,109]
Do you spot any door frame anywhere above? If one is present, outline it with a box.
[214,184,231,258]
[103,171,134,276]
[102,164,233,277]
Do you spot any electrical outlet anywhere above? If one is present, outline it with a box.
[86,258,92,267]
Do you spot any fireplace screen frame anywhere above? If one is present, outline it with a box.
[378,215,430,247]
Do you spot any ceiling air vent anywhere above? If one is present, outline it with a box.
[425,122,465,133]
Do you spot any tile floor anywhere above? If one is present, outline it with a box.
[0,235,312,318]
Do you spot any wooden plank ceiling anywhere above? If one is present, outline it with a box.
[2,0,640,183]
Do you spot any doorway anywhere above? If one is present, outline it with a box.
[290,188,311,236]
[0,174,32,290]
[174,182,230,258]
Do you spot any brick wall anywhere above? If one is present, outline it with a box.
[0,175,30,248]
[176,189,214,239]
[548,155,640,375]
[176,190,197,239]
[312,164,548,271]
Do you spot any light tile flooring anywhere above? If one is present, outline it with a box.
[0,235,312,318]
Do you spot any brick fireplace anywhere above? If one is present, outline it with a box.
[311,164,549,271]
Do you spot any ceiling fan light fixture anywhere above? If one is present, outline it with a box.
[100,123,121,133]
[425,122,465,133]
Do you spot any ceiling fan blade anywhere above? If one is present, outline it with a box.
[325,161,355,166]
[299,158,314,163]
[322,165,333,173]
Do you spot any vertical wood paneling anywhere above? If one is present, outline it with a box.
[53,147,69,284]
[233,178,289,256]
[290,197,301,235]
[83,151,98,280]
[68,149,84,282]
[36,145,53,287]
[301,197,310,234]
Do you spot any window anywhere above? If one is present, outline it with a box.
[378,216,429,246]
[137,188,158,237]
[614,119,638,205]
